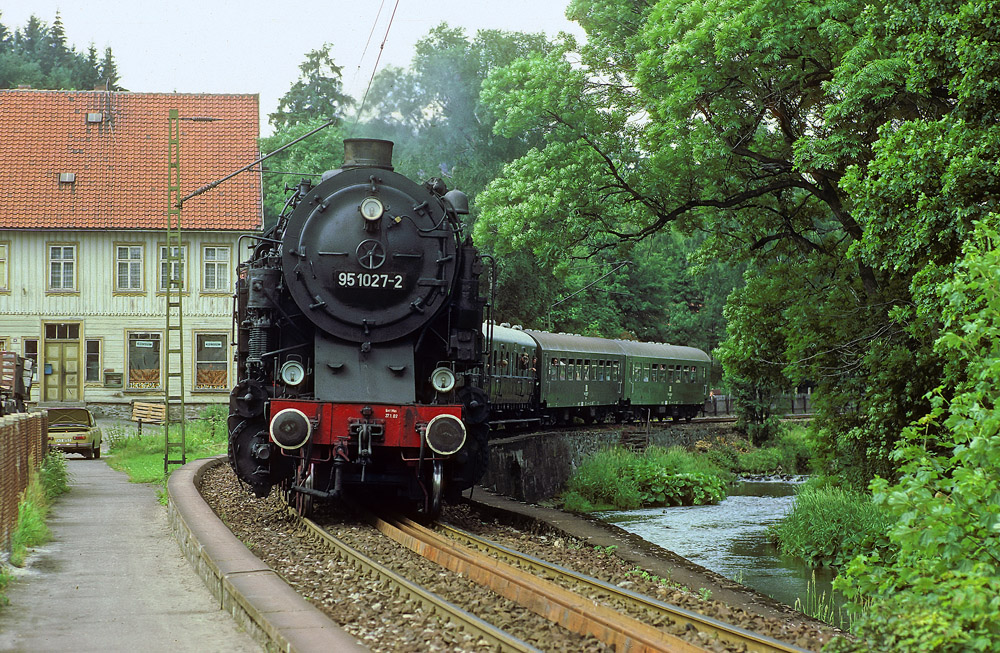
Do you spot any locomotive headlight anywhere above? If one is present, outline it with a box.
[359,197,384,222]
[424,414,466,456]
[430,367,456,393]
[270,408,312,450]
[280,360,306,386]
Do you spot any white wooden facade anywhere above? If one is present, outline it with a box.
[0,228,247,413]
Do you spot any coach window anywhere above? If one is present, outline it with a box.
[559,359,566,381]
[583,360,590,381]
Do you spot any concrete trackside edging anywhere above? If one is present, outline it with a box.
[167,456,367,653]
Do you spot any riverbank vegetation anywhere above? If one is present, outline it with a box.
[562,425,814,512]
[0,451,70,606]
[771,481,892,569]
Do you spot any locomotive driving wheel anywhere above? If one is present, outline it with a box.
[426,460,444,521]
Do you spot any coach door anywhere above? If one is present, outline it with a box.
[42,323,82,403]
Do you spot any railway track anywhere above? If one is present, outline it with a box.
[435,520,812,653]
[297,506,814,653]
[295,510,541,652]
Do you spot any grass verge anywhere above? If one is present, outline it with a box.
[1,450,71,606]
[106,405,229,501]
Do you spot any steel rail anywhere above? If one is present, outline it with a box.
[371,512,710,653]
[294,512,541,653]
[437,521,813,653]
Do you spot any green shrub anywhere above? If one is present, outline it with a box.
[772,481,892,568]
[38,450,70,500]
[9,470,53,567]
[832,225,1000,652]
[562,446,729,511]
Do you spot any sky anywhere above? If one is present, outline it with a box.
[3,1,586,134]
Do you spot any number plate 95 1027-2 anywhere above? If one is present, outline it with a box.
[336,271,404,289]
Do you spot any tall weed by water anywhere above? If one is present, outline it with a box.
[562,446,729,512]
[772,480,893,568]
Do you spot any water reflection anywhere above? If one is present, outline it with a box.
[601,479,845,620]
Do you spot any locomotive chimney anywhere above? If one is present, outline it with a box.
[343,138,394,170]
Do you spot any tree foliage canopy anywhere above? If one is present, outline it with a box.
[0,12,119,90]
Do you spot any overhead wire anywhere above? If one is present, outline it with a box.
[179,2,402,205]
[351,0,387,94]
[351,0,402,133]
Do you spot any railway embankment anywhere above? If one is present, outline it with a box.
[167,457,366,652]
[482,421,741,502]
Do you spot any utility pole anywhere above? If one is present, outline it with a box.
[164,109,186,473]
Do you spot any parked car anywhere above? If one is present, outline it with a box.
[47,407,103,459]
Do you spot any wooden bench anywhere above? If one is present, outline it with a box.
[131,401,166,434]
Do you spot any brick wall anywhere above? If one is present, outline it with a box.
[0,413,47,550]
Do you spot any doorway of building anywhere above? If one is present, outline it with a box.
[43,323,82,402]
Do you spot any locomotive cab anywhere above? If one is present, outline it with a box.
[228,139,488,517]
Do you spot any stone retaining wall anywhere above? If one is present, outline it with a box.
[481,423,729,503]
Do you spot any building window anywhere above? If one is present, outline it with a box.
[195,333,228,390]
[45,323,80,340]
[48,244,76,291]
[0,242,9,291]
[159,245,186,291]
[127,332,161,389]
[85,339,102,383]
[115,245,143,291]
[202,246,230,292]
[24,339,38,366]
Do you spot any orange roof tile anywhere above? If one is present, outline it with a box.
[0,89,261,231]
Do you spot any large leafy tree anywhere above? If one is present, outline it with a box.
[476,0,995,475]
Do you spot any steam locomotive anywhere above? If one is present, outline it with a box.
[228,139,488,517]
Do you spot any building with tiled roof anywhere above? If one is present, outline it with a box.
[0,89,261,415]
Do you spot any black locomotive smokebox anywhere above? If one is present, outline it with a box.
[343,138,393,170]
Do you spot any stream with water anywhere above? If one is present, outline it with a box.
[599,478,847,623]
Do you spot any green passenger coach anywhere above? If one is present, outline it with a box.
[617,340,712,421]
[483,323,712,426]
[527,330,626,424]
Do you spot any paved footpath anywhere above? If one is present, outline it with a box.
[0,458,259,652]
